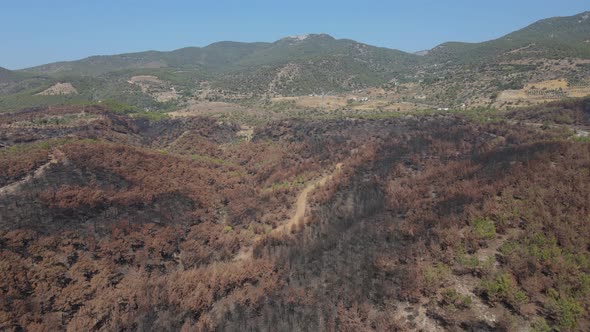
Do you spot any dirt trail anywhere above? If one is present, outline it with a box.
[271,163,343,236]
[234,163,343,261]
[0,151,60,197]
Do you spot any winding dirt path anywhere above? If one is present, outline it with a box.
[271,162,342,236]
[234,162,343,261]
[0,151,59,197]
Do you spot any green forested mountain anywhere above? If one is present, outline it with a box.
[23,42,271,76]
[0,11,588,110]
[22,11,590,79]
[0,67,22,83]
[424,11,590,63]
[23,34,418,77]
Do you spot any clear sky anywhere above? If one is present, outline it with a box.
[1,0,588,69]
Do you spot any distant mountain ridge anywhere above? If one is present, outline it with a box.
[18,33,422,97]
[0,67,19,83]
[20,11,590,77]
[23,33,417,77]
[0,66,34,81]
[424,11,590,63]
[1,11,589,110]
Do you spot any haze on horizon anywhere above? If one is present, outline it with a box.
[1,0,588,70]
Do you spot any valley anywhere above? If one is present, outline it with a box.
[1,9,590,332]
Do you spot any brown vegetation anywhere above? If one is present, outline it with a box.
[0,104,589,331]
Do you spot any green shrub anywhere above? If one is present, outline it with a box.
[472,217,496,240]
[572,135,590,143]
[423,263,450,294]
[131,110,170,121]
[532,318,551,332]
[481,272,513,303]
[527,233,561,262]
[457,253,480,269]
[441,289,472,310]
[513,289,529,306]
[499,240,518,256]
[546,291,584,331]
[480,272,528,309]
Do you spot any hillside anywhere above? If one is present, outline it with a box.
[0,67,12,77]
[19,34,418,97]
[0,67,24,83]
[217,34,418,95]
[23,34,417,77]
[1,102,590,330]
[23,42,272,77]
[3,7,590,332]
[425,11,590,64]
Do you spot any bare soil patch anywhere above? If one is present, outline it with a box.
[36,82,78,96]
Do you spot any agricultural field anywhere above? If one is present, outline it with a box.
[495,78,590,107]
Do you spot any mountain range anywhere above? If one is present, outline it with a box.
[424,11,590,63]
[2,10,590,332]
[19,11,590,74]
[0,11,589,111]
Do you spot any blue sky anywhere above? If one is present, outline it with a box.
[1,0,588,69]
